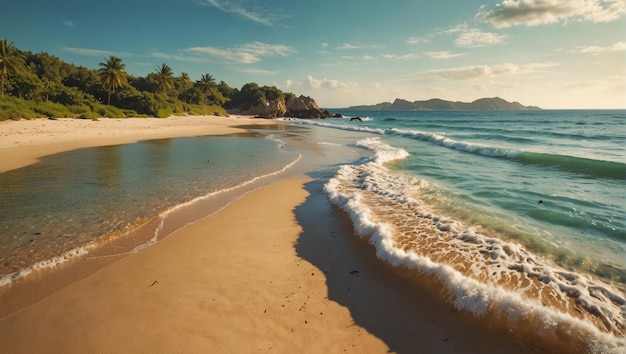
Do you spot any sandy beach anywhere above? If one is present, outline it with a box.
[0,115,268,173]
[0,116,551,353]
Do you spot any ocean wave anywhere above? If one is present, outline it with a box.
[513,152,625,180]
[354,138,409,164]
[325,137,626,351]
[290,119,625,180]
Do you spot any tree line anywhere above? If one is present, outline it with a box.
[0,39,298,120]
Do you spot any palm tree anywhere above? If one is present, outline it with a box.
[98,56,127,105]
[180,72,191,83]
[0,39,26,95]
[197,73,217,104]
[176,72,193,103]
[153,63,174,94]
[178,72,192,92]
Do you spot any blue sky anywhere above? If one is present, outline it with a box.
[2,0,624,108]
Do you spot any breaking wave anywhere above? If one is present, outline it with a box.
[324,137,625,352]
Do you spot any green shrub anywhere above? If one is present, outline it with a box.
[1,96,31,120]
[78,111,99,119]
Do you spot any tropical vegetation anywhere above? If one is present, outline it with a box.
[0,39,300,121]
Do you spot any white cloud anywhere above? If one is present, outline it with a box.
[240,68,277,75]
[335,43,382,50]
[150,51,208,63]
[580,41,626,53]
[455,28,508,47]
[61,47,116,57]
[426,51,468,59]
[336,43,362,50]
[321,42,329,48]
[185,42,296,64]
[290,75,358,91]
[281,75,373,107]
[585,0,626,22]
[477,0,626,28]
[406,36,429,44]
[64,20,74,26]
[383,53,419,60]
[201,0,285,27]
[437,24,507,47]
[422,62,560,80]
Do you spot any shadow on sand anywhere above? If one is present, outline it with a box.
[293,172,544,353]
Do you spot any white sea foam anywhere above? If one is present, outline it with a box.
[0,245,93,287]
[325,137,626,351]
[355,137,410,164]
[291,118,520,158]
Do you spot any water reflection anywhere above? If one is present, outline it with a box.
[0,135,298,279]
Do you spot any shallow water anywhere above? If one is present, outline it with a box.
[0,134,298,283]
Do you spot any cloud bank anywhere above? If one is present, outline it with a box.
[185,42,296,64]
[201,0,283,27]
[422,62,560,80]
[61,47,116,57]
[426,51,468,59]
[580,41,626,53]
[439,25,508,47]
[477,0,626,28]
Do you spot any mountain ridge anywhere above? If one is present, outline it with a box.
[344,97,540,110]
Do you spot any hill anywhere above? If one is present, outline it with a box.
[0,39,326,120]
[345,97,540,110]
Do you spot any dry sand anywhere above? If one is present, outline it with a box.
[0,115,267,173]
[0,116,545,353]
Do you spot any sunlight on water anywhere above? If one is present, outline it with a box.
[0,135,297,283]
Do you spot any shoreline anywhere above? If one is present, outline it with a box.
[0,115,270,173]
[0,115,280,318]
[0,116,557,352]
[0,176,543,353]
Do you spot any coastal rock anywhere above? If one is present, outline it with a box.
[247,95,331,119]
[247,99,287,118]
[285,95,331,119]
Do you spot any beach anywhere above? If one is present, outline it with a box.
[0,115,266,173]
[0,116,574,352]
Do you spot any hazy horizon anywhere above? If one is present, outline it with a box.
[2,0,624,109]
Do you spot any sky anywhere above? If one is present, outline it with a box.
[1,0,625,109]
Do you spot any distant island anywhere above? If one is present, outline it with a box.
[345,97,540,110]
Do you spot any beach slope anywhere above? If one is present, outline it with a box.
[0,178,392,352]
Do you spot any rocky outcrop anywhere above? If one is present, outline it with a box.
[285,95,332,118]
[247,95,331,119]
[246,99,288,118]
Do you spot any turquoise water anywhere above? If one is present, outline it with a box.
[0,134,299,284]
[291,110,625,350]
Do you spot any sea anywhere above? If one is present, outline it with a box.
[290,109,625,352]
[0,110,624,351]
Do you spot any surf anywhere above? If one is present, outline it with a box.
[324,137,625,352]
